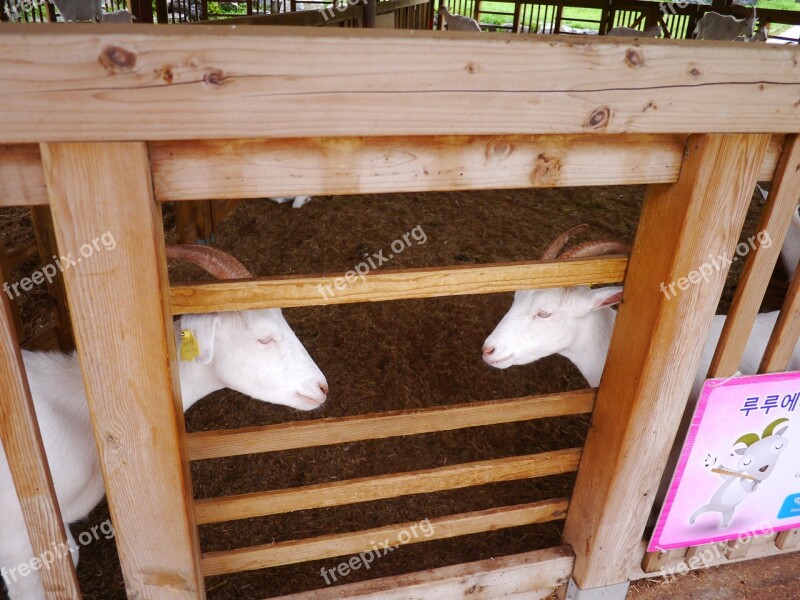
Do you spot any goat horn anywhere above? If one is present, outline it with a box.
[165,245,252,279]
[541,224,590,260]
[558,241,631,259]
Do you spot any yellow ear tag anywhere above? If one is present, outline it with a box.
[180,329,201,362]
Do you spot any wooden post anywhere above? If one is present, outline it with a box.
[155,0,168,23]
[30,206,75,352]
[0,236,24,343]
[364,0,376,27]
[175,200,214,245]
[0,279,82,598]
[42,142,205,600]
[562,134,771,592]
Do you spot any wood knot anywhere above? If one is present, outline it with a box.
[160,66,174,85]
[530,153,562,186]
[204,69,225,86]
[690,67,701,77]
[99,45,136,72]
[586,107,612,130]
[486,139,512,162]
[465,62,477,74]
[625,48,643,68]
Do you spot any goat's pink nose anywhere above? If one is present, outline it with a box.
[483,345,495,357]
[319,383,329,395]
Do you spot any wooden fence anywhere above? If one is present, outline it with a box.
[1,24,800,600]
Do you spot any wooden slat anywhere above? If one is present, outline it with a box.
[775,528,800,550]
[271,545,574,600]
[43,142,205,600]
[0,274,81,598]
[2,28,800,143]
[170,257,628,314]
[202,498,569,576]
[0,144,48,206]
[761,261,800,372]
[150,134,687,201]
[196,448,581,524]
[563,134,771,589]
[188,389,594,461]
[0,135,785,208]
[0,235,24,343]
[708,136,800,377]
[30,206,75,352]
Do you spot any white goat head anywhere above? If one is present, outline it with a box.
[166,245,328,411]
[733,418,789,481]
[482,225,628,386]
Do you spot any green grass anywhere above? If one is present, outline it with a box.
[477,0,799,36]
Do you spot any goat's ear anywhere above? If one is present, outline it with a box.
[733,446,748,456]
[179,314,219,365]
[586,286,623,313]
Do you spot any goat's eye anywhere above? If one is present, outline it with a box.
[535,311,552,319]
[258,336,275,345]
[742,459,752,466]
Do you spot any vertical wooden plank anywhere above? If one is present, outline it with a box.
[0,236,25,343]
[175,200,214,245]
[0,279,81,598]
[775,528,800,550]
[761,268,800,373]
[30,206,75,353]
[42,142,205,600]
[711,135,800,377]
[562,134,771,590]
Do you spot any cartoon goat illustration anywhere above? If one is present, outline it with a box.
[689,418,789,528]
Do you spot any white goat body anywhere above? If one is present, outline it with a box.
[607,25,662,38]
[438,5,481,32]
[2,247,328,600]
[101,9,133,22]
[694,10,756,41]
[51,0,101,21]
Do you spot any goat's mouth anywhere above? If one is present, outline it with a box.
[485,354,514,368]
[294,392,326,409]
[759,465,769,473]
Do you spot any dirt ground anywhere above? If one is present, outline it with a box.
[1,184,796,600]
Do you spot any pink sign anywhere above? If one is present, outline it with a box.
[649,371,800,551]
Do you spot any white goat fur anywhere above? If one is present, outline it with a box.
[607,25,662,38]
[694,10,756,41]
[51,0,101,21]
[438,5,481,32]
[1,309,327,600]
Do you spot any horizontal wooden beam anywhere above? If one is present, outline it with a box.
[195,448,581,524]
[170,257,628,314]
[0,144,48,206]
[187,390,594,461]
[201,498,569,576]
[271,545,574,600]
[0,135,784,207]
[1,27,800,143]
[150,134,687,200]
